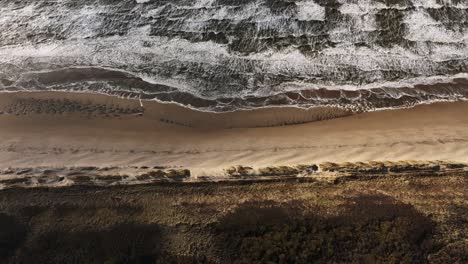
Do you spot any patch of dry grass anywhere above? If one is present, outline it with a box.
[0,174,466,263]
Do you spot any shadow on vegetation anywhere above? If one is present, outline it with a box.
[12,223,166,264]
[215,194,436,264]
[0,192,466,263]
[0,214,28,260]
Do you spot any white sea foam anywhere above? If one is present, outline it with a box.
[410,0,468,9]
[1,31,466,97]
[338,1,387,16]
[278,72,468,92]
[0,0,467,107]
[296,1,326,21]
[405,11,467,44]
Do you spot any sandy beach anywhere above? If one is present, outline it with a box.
[0,91,467,178]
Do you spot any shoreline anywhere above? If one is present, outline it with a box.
[5,88,468,115]
[2,66,468,112]
[1,91,468,176]
[0,90,355,128]
[0,89,358,116]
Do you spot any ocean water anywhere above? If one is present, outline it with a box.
[0,0,467,111]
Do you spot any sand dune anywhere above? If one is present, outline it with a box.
[0,92,468,178]
[1,161,466,189]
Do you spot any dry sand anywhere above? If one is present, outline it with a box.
[0,91,467,177]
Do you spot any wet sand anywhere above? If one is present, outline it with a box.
[0,91,468,177]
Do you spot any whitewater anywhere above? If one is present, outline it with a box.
[0,0,467,111]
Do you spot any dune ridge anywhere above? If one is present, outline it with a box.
[0,160,466,189]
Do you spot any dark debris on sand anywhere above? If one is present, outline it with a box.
[0,98,144,118]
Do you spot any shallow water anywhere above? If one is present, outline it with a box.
[0,0,467,111]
